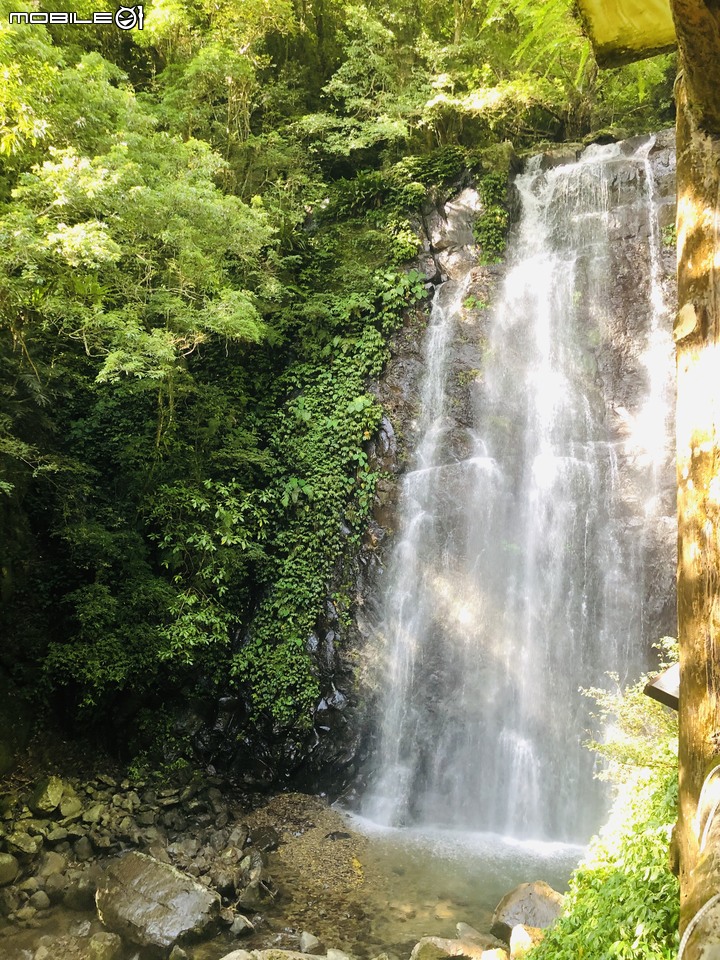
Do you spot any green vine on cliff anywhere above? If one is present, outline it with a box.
[232,269,427,728]
[475,173,510,262]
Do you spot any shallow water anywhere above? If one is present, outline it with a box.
[339,815,583,956]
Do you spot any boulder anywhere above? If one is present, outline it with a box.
[88,931,123,960]
[44,872,68,904]
[60,795,83,819]
[235,879,263,910]
[74,836,94,861]
[96,851,221,949]
[0,853,19,886]
[37,850,66,878]
[491,882,563,943]
[248,825,279,852]
[29,777,65,816]
[6,830,43,857]
[29,889,51,911]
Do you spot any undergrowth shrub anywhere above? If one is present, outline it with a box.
[529,641,680,960]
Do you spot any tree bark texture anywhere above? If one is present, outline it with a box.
[674,69,720,947]
[671,0,720,135]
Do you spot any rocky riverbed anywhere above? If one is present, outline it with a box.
[0,764,567,960]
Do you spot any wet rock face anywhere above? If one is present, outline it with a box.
[96,851,221,949]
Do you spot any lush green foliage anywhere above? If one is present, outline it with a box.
[0,0,675,763]
[529,647,680,960]
[474,173,510,261]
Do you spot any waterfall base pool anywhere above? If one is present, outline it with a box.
[329,815,584,957]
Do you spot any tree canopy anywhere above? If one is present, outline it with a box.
[0,0,675,770]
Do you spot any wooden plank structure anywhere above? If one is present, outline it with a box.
[573,0,676,65]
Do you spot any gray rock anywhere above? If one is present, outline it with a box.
[326,950,353,960]
[37,850,66,878]
[169,948,190,960]
[46,827,69,842]
[64,872,98,910]
[6,831,43,857]
[300,931,324,954]
[168,837,200,859]
[0,887,21,916]
[228,824,249,848]
[60,795,83,819]
[29,777,64,816]
[29,889,51,911]
[218,952,253,960]
[230,914,254,936]
[96,851,221,949]
[88,931,123,960]
[235,879,262,910]
[249,825,279,851]
[491,881,563,943]
[44,872,68,904]
[74,836,94,861]
[509,925,545,957]
[240,851,263,884]
[82,804,106,824]
[0,853,19,886]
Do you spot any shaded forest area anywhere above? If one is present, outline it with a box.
[0,0,676,773]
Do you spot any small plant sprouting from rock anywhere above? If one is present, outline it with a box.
[463,294,490,310]
[662,223,677,247]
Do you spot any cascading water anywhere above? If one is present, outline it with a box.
[361,137,675,844]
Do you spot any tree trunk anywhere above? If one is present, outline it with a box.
[674,70,720,945]
[670,0,720,133]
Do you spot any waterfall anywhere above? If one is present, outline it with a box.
[361,137,675,843]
